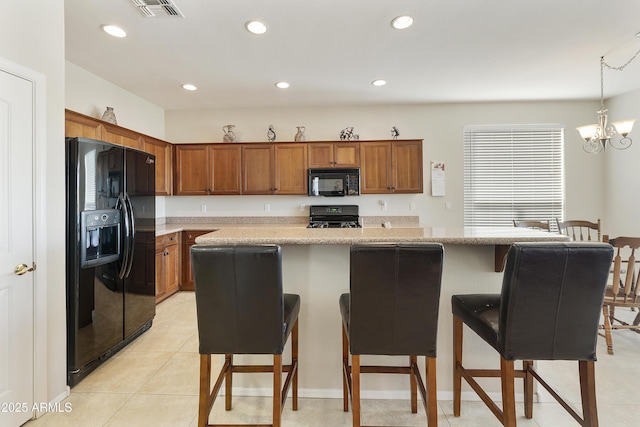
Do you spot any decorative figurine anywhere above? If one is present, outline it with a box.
[391,126,400,139]
[294,126,306,142]
[101,106,117,125]
[222,125,237,142]
[339,127,359,141]
[267,125,276,142]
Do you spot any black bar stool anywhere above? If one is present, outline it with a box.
[340,243,444,427]
[191,245,300,427]
[452,242,613,427]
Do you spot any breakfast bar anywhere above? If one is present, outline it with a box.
[193,225,569,401]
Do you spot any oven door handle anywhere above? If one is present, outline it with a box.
[116,193,131,280]
[123,193,136,278]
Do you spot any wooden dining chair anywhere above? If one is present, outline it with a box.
[556,219,601,241]
[600,236,640,355]
[512,220,551,232]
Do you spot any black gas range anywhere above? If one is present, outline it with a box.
[307,205,361,228]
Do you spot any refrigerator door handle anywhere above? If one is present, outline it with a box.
[117,193,132,280]
[123,193,136,278]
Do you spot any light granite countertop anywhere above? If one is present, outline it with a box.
[191,225,570,246]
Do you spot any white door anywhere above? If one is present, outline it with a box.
[0,68,35,426]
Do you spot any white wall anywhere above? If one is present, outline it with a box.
[1,0,66,403]
[165,101,606,227]
[603,88,640,237]
[65,61,166,139]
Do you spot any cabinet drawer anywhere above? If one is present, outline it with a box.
[156,232,180,250]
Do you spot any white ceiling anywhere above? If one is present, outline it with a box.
[64,0,640,111]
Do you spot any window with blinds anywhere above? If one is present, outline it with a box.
[463,124,564,228]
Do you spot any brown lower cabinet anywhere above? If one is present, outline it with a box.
[155,232,180,303]
[181,230,213,291]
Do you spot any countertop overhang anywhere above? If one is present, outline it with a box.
[157,223,571,272]
[192,225,569,246]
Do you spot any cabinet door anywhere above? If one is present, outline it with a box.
[155,248,166,302]
[164,242,180,295]
[333,143,360,167]
[65,110,102,139]
[142,136,173,196]
[181,230,211,291]
[308,143,360,168]
[242,144,275,194]
[360,141,392,193]
[210,144,242,194]
[275,144,308,194]
[308,143,333,168]
[392,140,423,193]
[102,123,143,150]
[174,145,210,195]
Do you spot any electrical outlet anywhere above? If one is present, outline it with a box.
[299,203,306,212]
[410,202,415,211]
[445,201,452,210]
[201,204,206,213]
[380,200,387,211]
[264,203,270,212]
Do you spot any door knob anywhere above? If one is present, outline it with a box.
[14,263,35,275]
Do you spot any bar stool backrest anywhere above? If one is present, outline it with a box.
[349,243,444,356]
[191,245,285,355]
[499,242,613,361]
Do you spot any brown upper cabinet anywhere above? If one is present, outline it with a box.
[308,142,360,168]
[101,122,143,150]
[275,143,308,195]
[241,143,308,195]
[65,110,102,139]
[142,136,173,196]
[360,139,423,194]
[173,144,242,195]
[242,144,275,194]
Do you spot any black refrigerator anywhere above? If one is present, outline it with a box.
[65,137,156,387]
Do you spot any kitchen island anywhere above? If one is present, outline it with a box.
[191,225,569,402]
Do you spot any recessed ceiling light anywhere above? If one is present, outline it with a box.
[275,82,290,89]
[245,21,267,35]
[391,15,414,30]
[372,79,387,87]
[101,24,127,38]
[182,84,197,91]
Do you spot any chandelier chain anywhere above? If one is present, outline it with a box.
[599,47,640,111]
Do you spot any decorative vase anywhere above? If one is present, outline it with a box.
[267,125,276,142]
[101,107,117,125]
[294,126,306,142]
[223,125,237,142]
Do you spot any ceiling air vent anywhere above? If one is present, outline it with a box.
[130,0,184,18]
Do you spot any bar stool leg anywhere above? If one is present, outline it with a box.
[410,355,418,413]
[225,354,233,410]
[292,319,299,411]
[500,357,516,427]
[198,354,211,427]
[352,354,361,427]
[342,324,349,412]
[273,354,282,427]
[453,316,463,417]
[523,360,534,419]
[579,361,599,427]
[426,356,438,427]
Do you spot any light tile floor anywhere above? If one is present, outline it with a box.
[25,292,640,426]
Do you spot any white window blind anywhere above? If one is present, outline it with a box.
[463,124,564,228]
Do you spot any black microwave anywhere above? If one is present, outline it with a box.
[308,168,360,196]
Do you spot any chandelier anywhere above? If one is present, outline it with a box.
[576,45,640,154]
